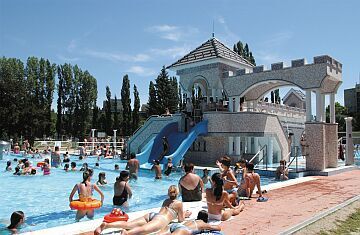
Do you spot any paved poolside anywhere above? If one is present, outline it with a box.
[23,168,360,235]
[220,168,360,235]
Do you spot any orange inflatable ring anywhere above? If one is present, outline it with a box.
[70,199,102,210]
[103,208,129,223]
[37,162,45,167]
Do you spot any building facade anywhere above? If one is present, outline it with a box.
[344,84,360,114]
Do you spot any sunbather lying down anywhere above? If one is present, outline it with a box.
[95,185,191,235]
[157,210,221,235]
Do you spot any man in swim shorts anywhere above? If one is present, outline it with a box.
[126,153,139,180]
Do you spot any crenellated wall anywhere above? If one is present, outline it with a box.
[225,55,342,101]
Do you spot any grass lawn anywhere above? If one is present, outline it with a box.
[318,207,360,235]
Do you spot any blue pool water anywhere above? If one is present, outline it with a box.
[0,154,276,233]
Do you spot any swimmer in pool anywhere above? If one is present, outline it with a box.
[7,211,25,234]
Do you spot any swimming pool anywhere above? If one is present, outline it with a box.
[0,154,276,233]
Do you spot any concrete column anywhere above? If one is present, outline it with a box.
[113,130,117,153]
[345,117,354,165]
[234,97,240,112]
[91,129,96,151]
[316,90,322,122]
[247,137,252,153]
[253,100,257,111]
[241,137,245,154]
[267,137,273,165]
[322,94,326,123]
[254,137,260,153]
[228,137,234,155]
[235,137,241,155]
[330,93,336,124]
[305,90,312,122]
[254,137,261,161]
[228,97,233,112]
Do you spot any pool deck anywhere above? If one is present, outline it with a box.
[22,168,360,235]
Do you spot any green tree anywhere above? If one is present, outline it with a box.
[0,57,25,140]
[56,65,63,138]
[113,95,120,132]
[121,75,132,136]
[155,66,170,114]
[147,81,158,115]
[233,41,256,65]
[274,89,280,104]
[326,102,348,132]
[105,86,113,136]
[44,60,56,136]
[244,43,249,58]
[92,105,100,130]
[132,85,140,132]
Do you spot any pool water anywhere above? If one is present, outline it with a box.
[0,154,275,233]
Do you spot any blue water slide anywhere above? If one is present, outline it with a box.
[163,120,208,166]
[135,136,155,165]
[147,120,208,166]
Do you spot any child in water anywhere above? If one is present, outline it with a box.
[7,211,25,234]
[6,161,12,171]
[42,159,51,175]
[97,172,107,186]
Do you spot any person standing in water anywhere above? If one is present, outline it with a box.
[69,169,104,221]
[152,160,162,179]
[126,153,139,180]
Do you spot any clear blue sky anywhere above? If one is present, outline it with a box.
[1,0,359,109]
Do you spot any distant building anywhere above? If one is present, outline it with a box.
[344,83,360,114]
[102,99,123,113]
[282,88,306,109]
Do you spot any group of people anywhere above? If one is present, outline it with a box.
[93,165,245,235]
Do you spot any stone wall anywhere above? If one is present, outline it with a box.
[184,136,227,166]
[305,122,338,171]
[203,112,290,160]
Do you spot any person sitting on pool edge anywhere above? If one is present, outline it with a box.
[244,162,263,198]
[178,163,204,202]
[94,185,191,235]
[206,173,244,221]
[7,211,25,234]
[216,156,238,205]
[69,169,104,221]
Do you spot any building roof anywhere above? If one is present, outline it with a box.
[282,88,306,103]
[167,37,254,69]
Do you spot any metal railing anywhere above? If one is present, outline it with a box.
[253,145,268,169]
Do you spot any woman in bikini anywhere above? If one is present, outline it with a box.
[94,185,190,235]
[113,170,132,206]
[206,173,244,221]
[178,163,204,202]
[159,210,221,235]
[216,156,238,205]
[69,169,104,221]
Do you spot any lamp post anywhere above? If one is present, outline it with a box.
[113,130,117,154]
[91,129,96,151]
